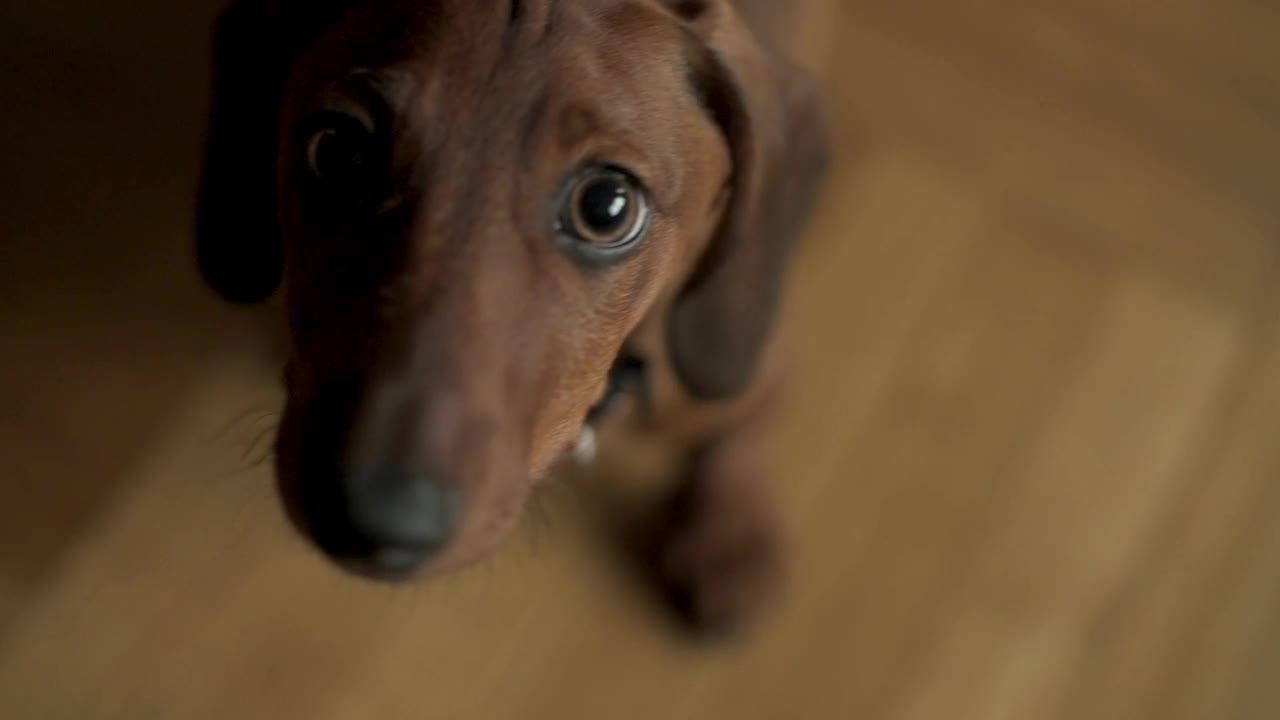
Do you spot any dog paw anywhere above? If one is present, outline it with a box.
[654,476,785,637]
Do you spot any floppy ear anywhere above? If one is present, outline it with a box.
[665,0,830,401]
[194,0,286,304]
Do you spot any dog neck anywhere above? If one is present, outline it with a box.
[574,355,647,465]
[587,355,647,425]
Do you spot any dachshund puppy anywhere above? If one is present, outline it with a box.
[196,0,828,632]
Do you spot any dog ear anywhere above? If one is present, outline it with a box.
[665,0,830,401]
[194,0,286,304]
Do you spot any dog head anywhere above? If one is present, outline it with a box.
[196,0,827,578]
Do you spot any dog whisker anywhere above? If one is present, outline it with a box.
[206,406,278,444]
[241,422,280,463]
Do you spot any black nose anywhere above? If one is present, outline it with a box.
[302,470,461,575]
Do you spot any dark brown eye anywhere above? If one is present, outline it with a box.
[557,167,651,253]
[307,122,374,183]
[301,112,386,210]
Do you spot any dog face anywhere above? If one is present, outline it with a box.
[197,0,827,578]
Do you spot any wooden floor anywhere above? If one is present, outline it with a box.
[3,1,1280,718]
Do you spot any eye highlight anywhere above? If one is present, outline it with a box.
[554,166,651,266]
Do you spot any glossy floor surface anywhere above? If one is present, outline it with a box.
[2,1,1279,718]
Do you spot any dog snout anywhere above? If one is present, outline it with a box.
[276,368,509,578]
[301,466,461,576]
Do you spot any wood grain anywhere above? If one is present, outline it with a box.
[1,1,1278,718]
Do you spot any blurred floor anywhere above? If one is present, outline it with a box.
[2,1,1280,718]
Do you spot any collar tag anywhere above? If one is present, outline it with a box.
[573,425,599,466]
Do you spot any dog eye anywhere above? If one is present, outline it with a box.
[304,113,382,192]
[308,124,369,181]
[555,167,651,263]
[566,171,646,243]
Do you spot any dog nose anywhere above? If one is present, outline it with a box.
[303,470,461,575]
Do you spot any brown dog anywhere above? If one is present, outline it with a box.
[196,0,828,632]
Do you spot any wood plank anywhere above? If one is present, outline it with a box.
[3,1,1280,718]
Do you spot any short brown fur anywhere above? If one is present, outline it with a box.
[196,0,829,632]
